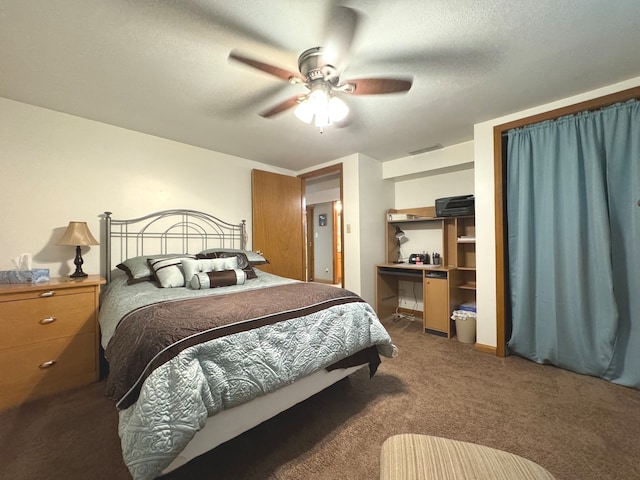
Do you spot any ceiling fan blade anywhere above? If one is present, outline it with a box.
[322,5,361,69]
[344,78,413,95]
[229,51,304,83]
[259,96,302,118]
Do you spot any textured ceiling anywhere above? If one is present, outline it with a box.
[1,1,639,171]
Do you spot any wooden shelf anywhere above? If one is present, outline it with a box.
[379,207,476,340]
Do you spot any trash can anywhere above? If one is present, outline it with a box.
[451,310,476,344]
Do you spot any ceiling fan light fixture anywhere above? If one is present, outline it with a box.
[328,95,349,122]
[293,87,349,128]
[294,99,314,124]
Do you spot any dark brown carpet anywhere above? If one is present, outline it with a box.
[1,317,639,480]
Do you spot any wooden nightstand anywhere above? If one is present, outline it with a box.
[0,275,105,410]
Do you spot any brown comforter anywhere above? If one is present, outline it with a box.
[105,282,379,409]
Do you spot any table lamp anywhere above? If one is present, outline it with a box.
[57,221,99,278]
[395,226,409,263]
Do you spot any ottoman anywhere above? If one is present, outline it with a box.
[380,434,556,480]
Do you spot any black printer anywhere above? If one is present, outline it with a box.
[435,195,475,217]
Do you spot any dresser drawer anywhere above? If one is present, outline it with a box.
[0,332,97,408]
[0,291,95,350]
[0,275,104,410]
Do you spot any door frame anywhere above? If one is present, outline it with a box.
[332,200,342,285]
[298,164,344,286]
[306,205,315,281]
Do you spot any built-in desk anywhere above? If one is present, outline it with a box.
[376,263,462,338]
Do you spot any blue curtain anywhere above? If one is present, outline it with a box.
[506,99,640,388]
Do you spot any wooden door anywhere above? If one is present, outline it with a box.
[251,169,305,281]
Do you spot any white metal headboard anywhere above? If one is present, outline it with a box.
[103,209,246,283]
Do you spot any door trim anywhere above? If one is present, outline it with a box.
[306,205,315,281]
[299,164,344,286]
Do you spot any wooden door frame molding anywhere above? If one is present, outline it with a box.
[332,200,342,285]
[305,205,315,281]
[493,86,640,357]
[299,164,344,286]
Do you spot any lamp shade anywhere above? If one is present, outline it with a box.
[395,226,409,244]
[57,222,99,246]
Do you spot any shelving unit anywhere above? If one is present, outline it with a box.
[453,216,476,306]
[376,206,476,339]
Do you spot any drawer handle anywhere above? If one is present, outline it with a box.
[39,291,55,298]
[39,317,57,325]
[39,360,57,369]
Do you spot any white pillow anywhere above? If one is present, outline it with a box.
[148,255,195,288]
[181,257,238,284]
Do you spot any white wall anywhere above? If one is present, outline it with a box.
[356,154,394,304]
[384,141,475,261]
[383,143,475,312]
[383,141,474,181]
[0,98,292,278]
[305,175,340,205]
[473,75,640,348]
[394,168,475,210]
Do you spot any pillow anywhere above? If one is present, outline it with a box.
[147,255,195,288]
[181,257,238,283]
[198,248,269,266]
[117,254,183,285]
[196,251,257,279]
[190,269,247,289]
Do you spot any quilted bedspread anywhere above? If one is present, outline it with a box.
[99,271,396,480]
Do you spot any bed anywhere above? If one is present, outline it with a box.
[98,209,397,480]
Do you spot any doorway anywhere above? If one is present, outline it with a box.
[299,165,344,287]
[305,201,342,285]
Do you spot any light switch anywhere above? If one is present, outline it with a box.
[346,224,351,233]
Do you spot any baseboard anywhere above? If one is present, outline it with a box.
[474,343,497,355]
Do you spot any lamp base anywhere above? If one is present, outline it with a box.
[70,245,87,278]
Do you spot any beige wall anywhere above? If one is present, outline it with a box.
[0,98,291,277]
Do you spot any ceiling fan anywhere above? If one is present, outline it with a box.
[228,6,412,129]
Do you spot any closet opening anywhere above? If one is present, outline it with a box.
[492,85,640,358]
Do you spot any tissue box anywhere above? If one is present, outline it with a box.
[0,269,50,284]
